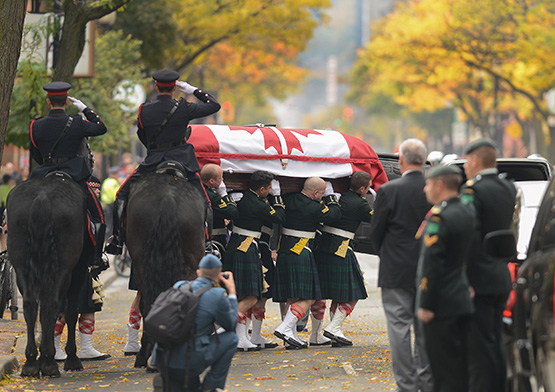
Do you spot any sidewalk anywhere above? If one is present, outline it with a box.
[0,259,119,380]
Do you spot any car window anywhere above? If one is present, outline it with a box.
[497,163,550,181]
[529,179,555,252]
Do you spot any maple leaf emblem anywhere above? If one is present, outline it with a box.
[229,126,322,154]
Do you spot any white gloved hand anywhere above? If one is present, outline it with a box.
[368,187,377,199]
[324,181,335,197]
[217,181,227,197]
[176,81,197,95]
[230,192,243,202]
[269,179,281,196]
[68,96,86,112]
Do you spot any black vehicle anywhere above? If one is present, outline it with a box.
[488,174,555,391]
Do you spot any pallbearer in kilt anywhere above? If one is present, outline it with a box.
[273,177,341,348]
[200,164,239,258]
[315,171,373,346]
[223,171,285,351]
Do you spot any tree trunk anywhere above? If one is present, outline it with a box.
[0,0,26,166]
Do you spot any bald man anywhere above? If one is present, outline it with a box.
[273,177,341,348]
[200,164,239,257]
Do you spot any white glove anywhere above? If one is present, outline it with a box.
[176,81,197,95]
[324,181,334,197]
[68,96,86,112]
[368,187,377,199]
[230,192,243,202]
[269,179,281,196]
[217,181,227,197]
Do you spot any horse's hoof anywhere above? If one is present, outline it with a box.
[134,356,148,368]
[40,360,61,378]
[21,362,41,378]
[63,357,83,372]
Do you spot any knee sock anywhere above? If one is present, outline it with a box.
[55,317,66,337]
[290,304,306,321]
[338,302,355,316]
[310,300,326,321]
[237,311,247,325]
[128,308,142,330]
[79,317,95,335]
[251,307,265,321]
[330,302,338,321]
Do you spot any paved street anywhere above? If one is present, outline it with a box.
[0,254,395,391]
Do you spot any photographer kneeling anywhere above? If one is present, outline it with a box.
[152,254,238,392]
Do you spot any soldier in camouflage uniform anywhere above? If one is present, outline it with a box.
[416,165,475,392]
[315,171,373,347]
[273,177,341,349]
[223,171,285,351]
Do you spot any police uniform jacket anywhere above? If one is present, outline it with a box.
[164,277,238,368]
[416,197,475,318]
[204,184,239,242]
[317,189,373,257]
[137,91,220,172]
[30,108,106,182]
[461,169,516,296]
[279,193,341,253]
[227,190,285,251]
[370,170,432,288]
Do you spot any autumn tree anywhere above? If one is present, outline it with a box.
[0,0,27,165]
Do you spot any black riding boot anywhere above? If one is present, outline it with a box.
[90,223,110,278]
[104,199,125,255]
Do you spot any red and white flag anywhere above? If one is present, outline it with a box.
[189,125,388,189]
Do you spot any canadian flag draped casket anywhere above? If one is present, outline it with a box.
[188,124,388,193]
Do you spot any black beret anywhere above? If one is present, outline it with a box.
[464,138,497,155]
[43,81,71,96]
[427,164,462,179]
[152,69,179,86]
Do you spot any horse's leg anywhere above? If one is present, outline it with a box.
[20,295,41,378]
[38,296,61,378]
[134,299,149,368]
[64,256,86,371]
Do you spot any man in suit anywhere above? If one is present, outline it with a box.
[416,165,475,392]
[370,138,433,392]
[153,254,238,392]
[461,139,516,392]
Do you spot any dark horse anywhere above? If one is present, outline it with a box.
[124,169,206,368]
[7,175,90,377]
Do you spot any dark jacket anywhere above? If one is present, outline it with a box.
[30,108,106,182]
[461,169,516,296]
[137,92,220,172]
[204,184,239,244]
[370,170,432,288]
[416,197,475,317]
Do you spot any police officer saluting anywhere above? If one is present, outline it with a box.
[105,70,220,255]
[30,82,108,275]
[416,165,475,392]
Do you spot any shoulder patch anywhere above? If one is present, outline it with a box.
[321,205,329,214]
[419,277,429,292]
[424,234,439,247]
[430,206,442,214]
[426,221,440,235]
[430,216,441,223]
[466,179,474,186]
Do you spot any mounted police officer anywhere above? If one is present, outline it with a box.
[315,171,373,347]
[416,165,475,392]
[461,139,516,392]
[223,171,286,351]
[273,177,341,348]
[105,69,221,255]
[200,164,239,259]
[29,82,108,275]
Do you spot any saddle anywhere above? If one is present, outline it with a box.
[155,161,187,179]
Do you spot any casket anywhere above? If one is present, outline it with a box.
[188,124,388,193]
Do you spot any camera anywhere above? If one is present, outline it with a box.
[222,272,229,279]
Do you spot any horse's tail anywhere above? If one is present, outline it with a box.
[142,197,185,305]
[26,193,58,299]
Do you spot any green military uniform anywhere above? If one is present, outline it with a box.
[273,193,341,302]
[203,184,239,257]
[259,224,276,299]
[223,190,285,298]
[416,195,475,392]
[315,190,373,301]
[460,167,516,392]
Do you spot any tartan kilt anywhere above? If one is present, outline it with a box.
[259,241,275,299]
[315,248,367,301]
[273,249,322,303]
[223,243,263,299]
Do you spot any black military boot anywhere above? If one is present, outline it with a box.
[90,223,110,278]
[104,199,125,255]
